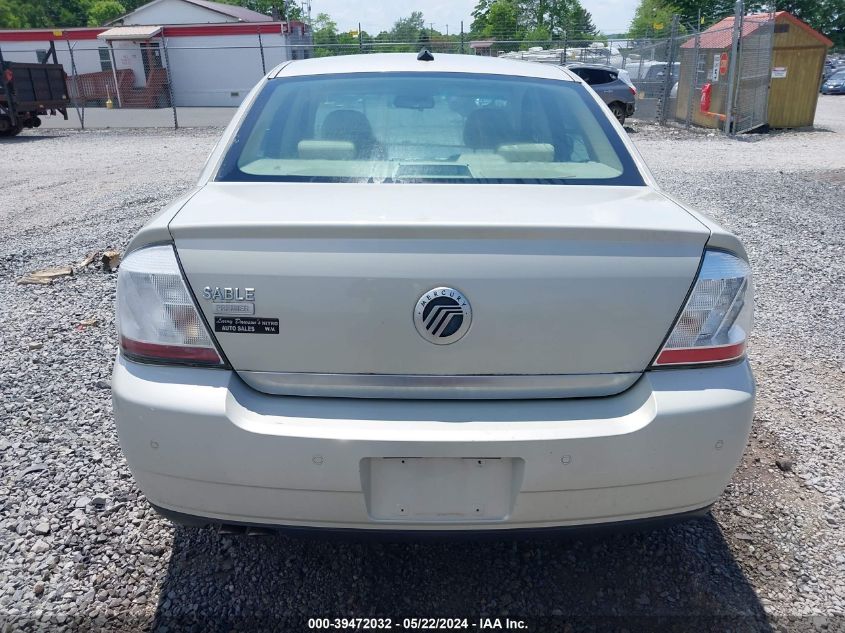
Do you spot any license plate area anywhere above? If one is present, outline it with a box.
[364,457,517,522]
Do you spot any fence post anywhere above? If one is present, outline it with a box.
[658,15,681,125]
[107,41,122,108]
[160,35,178,130]
[723,0,744,135]
[358,23,363,53]
[460,21,465,54]
[258,32,266,74]
[685,28,701,128]
[66,41,85,130]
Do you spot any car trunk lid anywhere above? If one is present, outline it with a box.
[170,183,709,396]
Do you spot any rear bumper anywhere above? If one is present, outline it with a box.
[150,502,713,539]
[113,356,755,532]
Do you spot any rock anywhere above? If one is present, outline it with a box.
[32,522,50,535]
[101,250,121,272]
[735,533,755,542]
[33,582,44,597]
[75,496,91,508]
[78,251,99,268]
[26,342,43,350]
[31,540,49,554]
[19,266,74,285]
[775,458,794,472]
[142,544,166,557]
[20,463,48,476]
[79,318,99,327]
[91,494,108,508]
[16,275,53,286]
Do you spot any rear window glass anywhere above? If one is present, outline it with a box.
[217,72,643,185]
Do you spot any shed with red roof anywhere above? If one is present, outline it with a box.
[675,11,832,130]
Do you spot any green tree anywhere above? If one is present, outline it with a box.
[391,12,426,42]
[470,0,494,36]
[7,0,90,28]
[568,4,598,40]
[670,0,755,28]
[483,0,521,43]
[469,0,598,44]
[216,0,303,21]
[777,0,845,46]
[87,0,125,25]
[629,0,679,38]
[418,28,432,49]
[0,0,23,28]
[311,12,339,56]
[662,0,841,44]
[522,24,551,44]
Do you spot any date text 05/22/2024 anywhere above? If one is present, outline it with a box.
[307,618,528,630]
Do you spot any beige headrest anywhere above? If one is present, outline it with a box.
[497,143,555,162]
[298,140,356,160]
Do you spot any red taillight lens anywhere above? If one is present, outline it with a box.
[630,86,637,96]
[655,341,746,366]
[117,245,224,367]
[653,250,753,367]
[120,336,222,364]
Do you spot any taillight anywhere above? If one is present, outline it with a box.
[630,85,637,96]
[117,245,224,366]
[653,249,753,367]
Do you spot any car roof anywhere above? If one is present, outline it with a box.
[272,53,577,81]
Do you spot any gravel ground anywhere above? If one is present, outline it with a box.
[1,97,844,632]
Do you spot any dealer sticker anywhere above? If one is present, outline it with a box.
[214,317,279,334]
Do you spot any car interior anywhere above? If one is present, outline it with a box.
[230,74,629,182]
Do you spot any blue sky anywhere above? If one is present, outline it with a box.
[308,0,640,35]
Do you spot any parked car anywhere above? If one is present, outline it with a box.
[823,58,845,81]
[565,63,636,123]
[821,69,845,95]
[637,62,680,99]
[114,53,755,535]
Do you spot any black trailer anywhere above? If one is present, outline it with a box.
[0,43,70,137]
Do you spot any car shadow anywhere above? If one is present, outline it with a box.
[0,134,61,142]
[150,514,772,632]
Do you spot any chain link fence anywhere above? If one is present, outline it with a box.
[0,6,777,135]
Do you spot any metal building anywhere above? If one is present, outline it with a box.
[0,0,312,107]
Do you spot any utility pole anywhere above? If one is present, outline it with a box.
[460,20,465,54]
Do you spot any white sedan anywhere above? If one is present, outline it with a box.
[113,52,754,534]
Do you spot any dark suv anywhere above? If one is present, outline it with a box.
[566,64,636,124]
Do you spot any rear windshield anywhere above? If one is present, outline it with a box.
[217,72,643,185]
